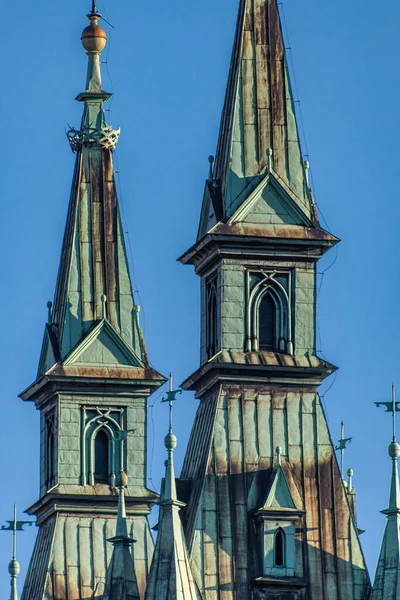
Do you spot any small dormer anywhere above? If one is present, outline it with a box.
[253,448,306,592]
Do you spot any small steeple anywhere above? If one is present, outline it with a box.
[102,469,140,600]
[145,376,201,600]
[372,385,400,599]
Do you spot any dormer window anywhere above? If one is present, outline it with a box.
[254,447,304,582]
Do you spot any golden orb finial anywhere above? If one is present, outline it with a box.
[81,5,107,54]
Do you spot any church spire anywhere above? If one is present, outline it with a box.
[37,4,146,373]
[145,377,201,600]
[372,385,400,599]
[102,470,140,600]
[197,0,316,240]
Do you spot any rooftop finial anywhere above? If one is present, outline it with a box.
[1,505,34,600]
[376,384,400,444]
[81,3,107,93]
[376,385,400,512]
[335,421,352,476]
[347,468,354,493]
[266,148,273,174]
[47,301,53,324]
[276,446,282,467]
[208,156,215,182]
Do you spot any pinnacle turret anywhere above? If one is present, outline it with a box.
[372,385,400,599]
[145,376,201,600]
[102,470,140,600]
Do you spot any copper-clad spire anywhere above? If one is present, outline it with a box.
[145,377,201,600]
[103,470,140,600]
[372,386,400,599]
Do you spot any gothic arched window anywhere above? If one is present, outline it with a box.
[259,293,276,351]
[94,429,109,484]
[47,429,55,487]
[206,278,218,359]
[44,410,57,490]
[274,528,285,567]
[249,274,293,354]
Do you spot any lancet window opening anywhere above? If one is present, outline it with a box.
[206,275,218,359]
[44,410,57,490]
[248,272,293,354]
[81,407,124,487]
[274,528,286,568]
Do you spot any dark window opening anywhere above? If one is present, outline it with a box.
[259,293,276,350]
[274,528,285,567]
[46,430,55,487]
[207,282,218,359]
[94,429,109,484]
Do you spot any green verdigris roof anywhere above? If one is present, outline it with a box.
[38,17,145,377]
[198,0,314,241]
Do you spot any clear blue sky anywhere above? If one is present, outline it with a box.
[0,0,399,594]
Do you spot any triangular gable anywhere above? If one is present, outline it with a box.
[63,319,143,368]
[228,171,312,228]
[262,466,296,510]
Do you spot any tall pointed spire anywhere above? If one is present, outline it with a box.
[38,4,146,373]
[145,376,201,600]
[196,0,317,240]
[372,385,400,599]
[102,469,140,600]
[20,7,165,600]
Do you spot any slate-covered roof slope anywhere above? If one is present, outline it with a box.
[198,0,312,240]
[372,440,400,600]
[180,386,371,598]
[145,429,202,600]
[38,8,145,376]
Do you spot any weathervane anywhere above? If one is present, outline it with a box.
[161,374,183,433]
[335,421,352,475]
[1,505,34,600]
[375,384,400,441]
[114,428,136,473]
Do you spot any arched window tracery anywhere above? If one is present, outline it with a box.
[44,410,57,490]
[206,276,218,359]
[249,274,293,354]
[81,407,125,487]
